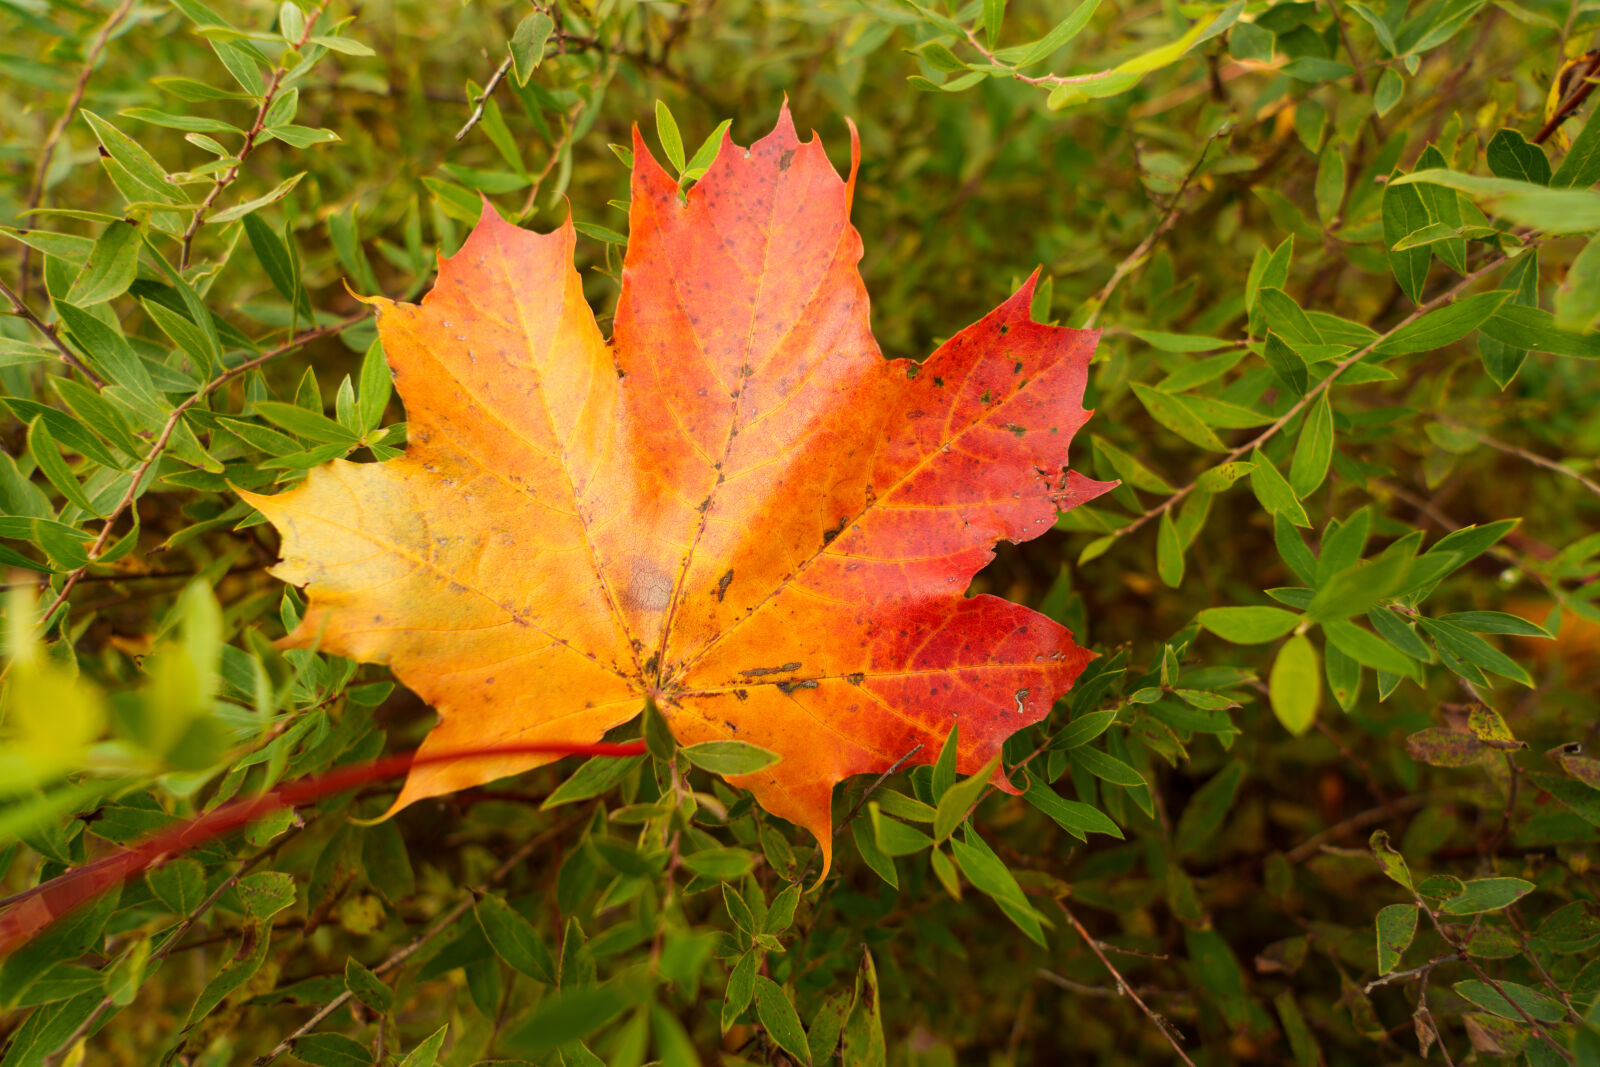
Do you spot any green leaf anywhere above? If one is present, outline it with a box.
[1438,876,1534,915]
[251,400,359,444]
[208,172,306,225]
[1374,68,1403,116]
[1373,290,1508,355]
[1322,617,1416,680]
[1452,979,1566,1023]
[1130,383,1227,451]
[542,754,642,808]
[754,977,812,1065]
[1368,830,1413,889]
[1256,288,1322,350]
[308,34,376,56]
[1555,233,1600,333]
[1315,143,1346,225]
[1022,770,1123,839]
[1479,303,1600,358]
[869,804,933,856]
[1551,108,1600,189]
[1382,178,1431,303]
[81,111,175,202]
[1249,448,1311,526]
[997,0,1107,66]
[344,957,393,1013]
[509,12,555,85]
[294,1033,372,1067]
[933,754,1000,842]
[681,740,781,775]
[1288,392,1333,497]
[681,846,758,879]
[236,871,295,921]
[1375,903,1417,975]
[1486,128,1551,185]
[722,951,757,1032]
[1268,633,1319,735]
[655,100,686,175]
[27,419,102,518]
[1174,762,1243,854]
[984,0,1007,46]
[474,894,557,983]
[932,722,959,798]
[1197,605,1302,644]
[1053,709,1117,749]
[1417,617,1533,686]
[65,221,141,306]
[1093,435,1174,492]
[1438,610,1551,637]
[1156,510,1184,588]
[1391,168,1600,233]
[503,981,644,1053]
[950,828,1046,946]
[1073,745,1146,788]
[851,815,898,888]
[398,1026,448,1067]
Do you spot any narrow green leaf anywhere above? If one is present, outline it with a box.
[1288,392,1333,497]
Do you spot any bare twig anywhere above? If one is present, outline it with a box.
[1061,905,1198,1067]
[1285,795,1432,863]
[18,0,139,301]
[0,276,107,387]
[1084,128,1228,330]
[36,310,370,632]
[178,0,330,269]
[456,55,512,141]
[1439,417,1600,500]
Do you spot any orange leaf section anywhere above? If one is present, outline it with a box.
[243,106,1115,875]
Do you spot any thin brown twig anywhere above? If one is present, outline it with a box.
[1061,904,1198,1067]
[35,310,370,633]
[18,0,139,301]
[1108,247,1526,545]
[1285,795,1432,863]
[1439,417,1600,500]
[251,817,580,1066]
[1084,127,1228,330]
[456,55,513,141]
[178,0,330,269]
[0,276,106,387]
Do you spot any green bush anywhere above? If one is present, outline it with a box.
[2,0,1600,1064]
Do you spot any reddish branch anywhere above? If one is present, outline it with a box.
[0,739,645,956]
[1533,49,1600,145]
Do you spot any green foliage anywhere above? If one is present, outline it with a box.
[2,0,1600,1064]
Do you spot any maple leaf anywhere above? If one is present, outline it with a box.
[242,106,1115,875]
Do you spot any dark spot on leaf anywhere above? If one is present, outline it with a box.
[741,662,802,677]
[776,679,820,693]
[846,673,865,685]
[715,569,734,601]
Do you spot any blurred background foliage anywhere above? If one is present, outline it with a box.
[2,0,1600,1063]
